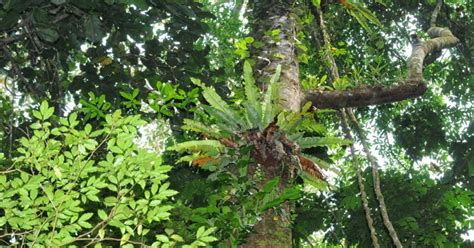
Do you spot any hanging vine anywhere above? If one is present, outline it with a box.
[310,4,382,248]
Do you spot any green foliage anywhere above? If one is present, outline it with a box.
[315,169,473,247]
[1,0,473,247]
[187,63,282,139]
[0,0,212,111]
[296,136,351,149]
[148,81,200,118]
[342,0,383,34]
[0,101,217,247]
[169,140,225,155]
[79,92,112,121]
[234,37,255,59]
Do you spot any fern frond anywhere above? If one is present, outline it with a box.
[299,171,328,191]
[202,105,242,132]
[277,101,312,132]
[242,101,262,129]
[301,153,331,169]
[168,140,224,154]
[200,85,247,130]
[296,136,351,149]
[182,119,222,138]
[243,61,260,108]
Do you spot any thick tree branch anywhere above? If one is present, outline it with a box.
[304,80,427,109]
[407,27,458,80]
[241,1,299,247]
[304,26,459,109]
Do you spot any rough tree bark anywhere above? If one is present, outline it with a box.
[240,0,300,247]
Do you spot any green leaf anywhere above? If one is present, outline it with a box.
[120,91,132,100]
[98,209,107,220]
[156,234,169,243]
[182,119,221,138]
[168,140,224,154]
[37,28,59,43]
[84,14,103,43]
[201,227,217,238]
[243,61,259,105]
[79,212,93,222]
[201,86,245,129]
[33,110,42,120]
[171,234,184,242]
[263,177,279,193]
[277,102,312,132]
[301,154,331,169]
[121,233,130,245]
[243,101,262,129]
[196,226,205,239]
[202,105,240,131]
[300,171,328,191]
[30,122,42,129]
[356,4,383,27]
[297,136,351,149]
[200,236,218,242]
[311,0,321,7]
[190,77,204,87]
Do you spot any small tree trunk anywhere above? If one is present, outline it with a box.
[241,0,301,247]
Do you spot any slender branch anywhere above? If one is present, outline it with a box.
[430,0,443,28]
[312,4,339,82]
[347,109,403,248]
[72,237,148,246]
[340,110,380,248]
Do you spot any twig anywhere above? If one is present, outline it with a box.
[73,237,148,246]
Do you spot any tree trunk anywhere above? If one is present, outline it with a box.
[240,0,301,247]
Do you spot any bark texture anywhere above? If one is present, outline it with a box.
[304,27,459,109]
[253,0,302,113]
[241,0,300,247]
